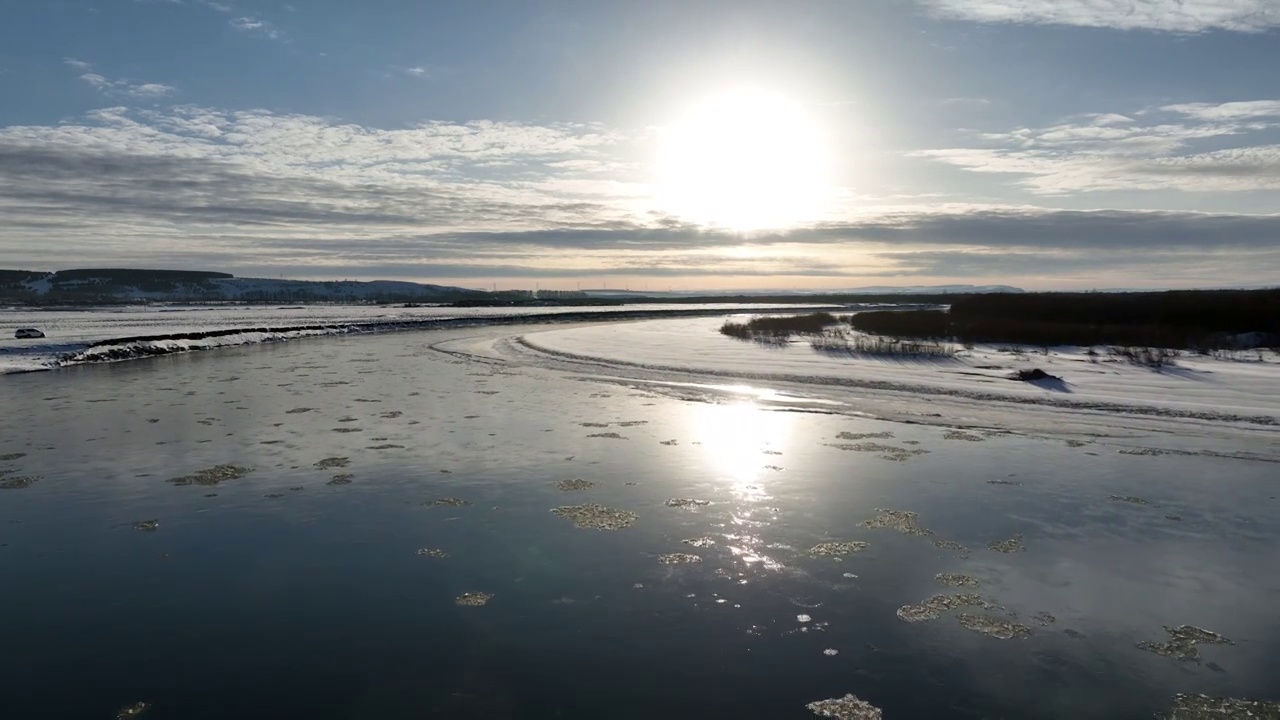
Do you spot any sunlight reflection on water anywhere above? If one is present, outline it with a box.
[693,399,795,487]
[687,400,798,578]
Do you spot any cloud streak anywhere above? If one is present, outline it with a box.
[230,16,279,39]
[64,59,175,98]
[919,0,1280,33]
[1162,100,1280,121]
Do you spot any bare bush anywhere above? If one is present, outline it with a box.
[812,331,955,358]
[720,312,840,341]
[1110,346,1178,368]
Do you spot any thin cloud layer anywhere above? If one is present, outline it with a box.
[919,0,1280,33]
[1,104,1276,287]
[0,105,636,227]
[1162,101,1280,121]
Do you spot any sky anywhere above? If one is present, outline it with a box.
[1,0,1278,291]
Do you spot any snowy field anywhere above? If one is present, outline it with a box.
[517,316,1280,421]
[0,303,821,374]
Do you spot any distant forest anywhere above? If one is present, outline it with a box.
[53,269,233,284]
[1,268,231,302]
[848,288,1280,349]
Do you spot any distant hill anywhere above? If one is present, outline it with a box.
[0,268,482,304]
[580,284,1025,298]
[823,284,1025,295]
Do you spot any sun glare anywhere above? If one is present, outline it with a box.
[657,88,829,231]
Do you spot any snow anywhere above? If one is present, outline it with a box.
[516,316,1280,428]
[0,303,825,374]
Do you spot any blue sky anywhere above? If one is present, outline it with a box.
[1,0,1278,290]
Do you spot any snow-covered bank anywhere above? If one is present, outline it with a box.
[2,321,384,373]
[62,326,352,367]
[516,316,1280,426]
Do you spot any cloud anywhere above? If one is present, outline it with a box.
[65,60,175,98]
[80,74,176,98]
[918,0,1280,33]
[868,247,1280,282]
[200,0,233,11]
[77,73,111,90]
[1162,100,1280,121]
[402,66,430,77]
[230,16,279,39]
[129,83,177,98]
[830,208,1280,250]
[0,105,637,235]
[917,102,1280,193]
[0,105,1275,287]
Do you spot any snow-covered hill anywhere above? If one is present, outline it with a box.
[204,277,476,301]
[0,269,479,303]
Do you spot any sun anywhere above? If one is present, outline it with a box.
[656,88,829,231]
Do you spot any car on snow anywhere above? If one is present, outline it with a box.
[14,328,45,339]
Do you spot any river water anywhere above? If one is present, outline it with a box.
[1,325,1276,719]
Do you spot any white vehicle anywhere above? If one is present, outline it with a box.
[14,328,45,339]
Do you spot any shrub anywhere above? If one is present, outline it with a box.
[719,312,840,340]
[950,289,1279,337]
[844,288,1280,351]
[1109,346,1178,368]
[719,321,752,339]
[1015,368,1062,381]
[811,331,955,358]
[847,310,951,339]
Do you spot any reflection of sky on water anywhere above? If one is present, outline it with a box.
[0,328,1277,719]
